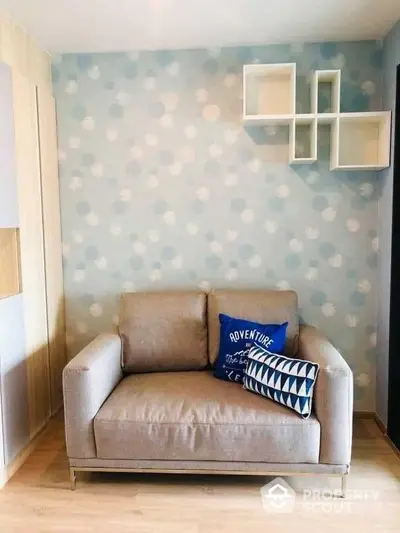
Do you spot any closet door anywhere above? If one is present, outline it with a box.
[37,86,66,414]
[0,295,28,466]
[12,69,50,438]
[0,60,26,486]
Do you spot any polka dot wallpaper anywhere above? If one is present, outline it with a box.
[53,41,383,410]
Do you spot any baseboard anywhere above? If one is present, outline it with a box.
[384,435,400,459]
[353,410,375,419]
[2,420,48,488]
[374,413,387,434]
[51,399,63,418]
[372,414,400,459]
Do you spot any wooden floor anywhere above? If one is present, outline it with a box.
[0,416,399,532]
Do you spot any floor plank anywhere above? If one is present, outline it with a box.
[0,416,399,532]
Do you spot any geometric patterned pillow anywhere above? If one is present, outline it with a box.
[243,342,319,419]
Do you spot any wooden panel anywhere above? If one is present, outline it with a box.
[29,41,51,88]
[37,86,66,414]
[12,70,50,438]
[0,294,29,465]
[11,24,28,79]
[0,228,21,298]
[0,14,51,90]
[0,14,16,67]
[0,16,28,79]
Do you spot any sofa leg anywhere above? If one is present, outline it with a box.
[70,468,76,490]
[340,474,347,498]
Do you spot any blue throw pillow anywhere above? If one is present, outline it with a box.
[243,343,319,419]
[214,314,288,384]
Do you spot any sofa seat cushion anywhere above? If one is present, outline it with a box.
[94,371,320,463]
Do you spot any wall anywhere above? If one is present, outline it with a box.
[53,41,384,411]
[0,11,65,485]
[377,21,400,425]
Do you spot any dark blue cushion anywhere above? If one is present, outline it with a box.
[213,313,288,383]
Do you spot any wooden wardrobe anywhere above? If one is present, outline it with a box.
[0,13,65,486]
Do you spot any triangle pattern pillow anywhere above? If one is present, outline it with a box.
[214,314,288,384]
[243,342,319,419]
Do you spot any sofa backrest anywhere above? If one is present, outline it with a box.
[119,291,208,372]
[207,289,299,365]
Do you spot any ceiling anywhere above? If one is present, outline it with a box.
[1,0,400,54]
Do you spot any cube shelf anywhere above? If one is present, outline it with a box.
[336,112,391,170]
[243,63,295,125]
[243,64,391,170]
[289,115,317,164]
[311,70,341,114]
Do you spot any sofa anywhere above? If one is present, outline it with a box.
[63,289,353,495]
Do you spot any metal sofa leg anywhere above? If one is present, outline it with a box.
[70,468,76,490]
[340,474,347,498]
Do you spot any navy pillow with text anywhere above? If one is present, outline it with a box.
[213,313,288,383]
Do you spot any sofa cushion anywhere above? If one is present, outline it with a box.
[208,289,299,365]
[214,314,288,383]
[94,371,320,463]
[119,291,208,372]
[244,343,319,419]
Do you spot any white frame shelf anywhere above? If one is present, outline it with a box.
[243,63,296,124]
[311,69,341,115]
[289,114,317,164]
[335,112,391,170]
[242,64,391,170]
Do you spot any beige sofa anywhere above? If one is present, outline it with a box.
[63,289,353,494]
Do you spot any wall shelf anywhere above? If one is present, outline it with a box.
[311,69,341,114]
[243,114,294,126]
[243,63,391,170]
[243,63,295,119]
[290,115,317,164]
[336,112,391,170]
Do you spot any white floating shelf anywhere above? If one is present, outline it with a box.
[243,63,296,118]
[295,114,315,123]
[316,112,338,124]
[334,112,391,170]
[311,69,341,114]
[290,157,317,165]
[242,64,391,170]
[289,116,317,164]
[242,114,294,126]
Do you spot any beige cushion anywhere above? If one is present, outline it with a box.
[119,291,208,372]
[94,371,320,463]
[208,289,299,365]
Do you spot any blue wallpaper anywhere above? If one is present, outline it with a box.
[53,41,384,410]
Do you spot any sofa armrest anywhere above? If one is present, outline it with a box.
[297,325,353,466]
[63,333,123,459]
